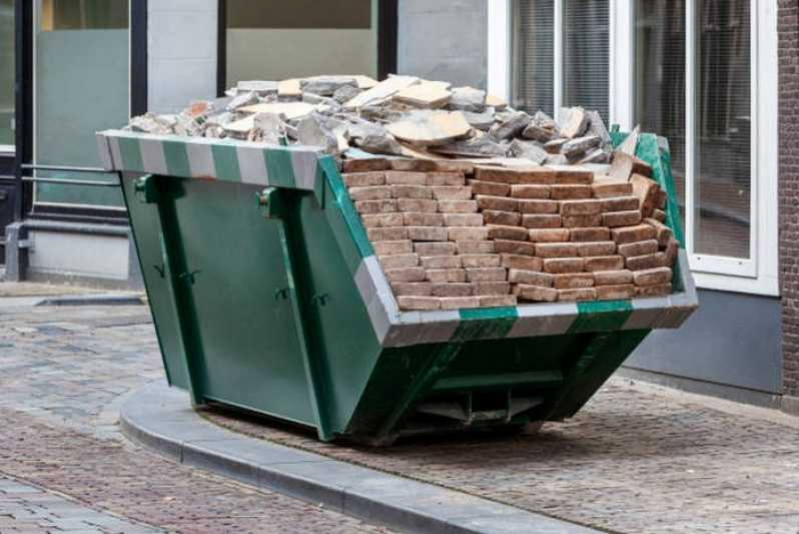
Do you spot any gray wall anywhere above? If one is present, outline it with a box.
[625,289,782,394]
[397,0,487,89]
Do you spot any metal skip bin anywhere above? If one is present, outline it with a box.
[96,130,697,446]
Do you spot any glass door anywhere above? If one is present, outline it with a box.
[33,0,129,210]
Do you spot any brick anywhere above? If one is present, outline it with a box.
[509,269,553,286]
[665,238,679,266]
[403,212,444,226]
[633,267,674,287]
[536,242,579,258]
[653,209,667,223]
[461,254,502,268]
[570,227,611,242]
[495,240,537,256]
[561,199,603,216]
[479,295,518,307]
[474,166,556,184]
[502,254,543,271]
[385,171,427,185]
[431,186,472,200]
[385,267,426,283]
[603,210,643,228]
[398,296,440,310]
[344,171,386,187]
[601,196,640,212]
[476,195,518,212]
[449,227,490,242]
[441,297,480,310]
[368,227,409,242]
[414,242,457,256]
[611,224,658,244]
[473,282,512,296]
[421,255,463,269]
[518,199,560,214]
[552,272,595,290]
[522,214,563,229]
[468,180,511,196]
[440,297,482,310]
[427,172,467,186]
[656,189,668,210]
[361,213,404,228]
[511,185,552,199]
[391,282,432,296]
[398,198,438,213]
[558,288,597,302]
[544,258,584,274]
[592,181,633,198]
[551,184,592,200]
[374,240,413,255]
[443,213,484,227]
[342,159,389,173]
[514,285,558,302]
[596,284,636,301]
[426,269,467,283]
[584,256,626,272]
[379,254,419,269]
[457,240,496,254]
[630,174,660,217]
[547,165,594,184]
[576,241,617,257]
[438,200,479,213]
[483,210,522,226]
[407,226,449,241]
[636,283,672,298]
[563,214,603,228]
[390,159,440,172]
[594,270,634,286]
[529,228,571,243]
[618,240,659,259]
[466,268,508,282]
[626,253,669,271]
[356,199,398,214]
[392,185,433,199]
[644,218,674,247]
[431,283,473,297]
[488,225,529,241]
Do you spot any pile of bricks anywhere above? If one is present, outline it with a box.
[344,153,678,312]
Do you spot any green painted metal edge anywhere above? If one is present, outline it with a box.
[265,148,297,188]
[568,300,634,334]
[117,136,144,173]
[162,140,192,178]
[212,143,242,182]
[452,307,519,342]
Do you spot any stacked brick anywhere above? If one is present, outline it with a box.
[343,156,679,312]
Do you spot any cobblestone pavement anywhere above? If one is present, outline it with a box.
[0,300,392,534]
[3,297,799,533]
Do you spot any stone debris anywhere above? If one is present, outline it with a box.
[125,73,677,312]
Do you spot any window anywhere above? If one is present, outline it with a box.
[563,0,610,122]
[40,0,128,31]
[225,0,377,87]
[512,0,610,122]
[513,0,555,115]
[0,0,13,148]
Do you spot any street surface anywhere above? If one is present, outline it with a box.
[1,287,798,533]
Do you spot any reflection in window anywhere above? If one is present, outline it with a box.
[513,0,555,116]
[563,0,610,124]
[635,0,686,228]
[0,0,14,146]
[695,0,751,259]
[41,0,128,31]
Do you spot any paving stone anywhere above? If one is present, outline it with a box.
[420,256,462,270]
[442,213,484,227]
[342,159,390,174]
[448,227,490,242]
[563,214,604,228]
[593,270,634,286]
[521,214,563,229]
[600,196,641,213]
[385,171,428,185]
[592,181,633,198]
[558,288,597,302]
[484,210,523,226]
[630,174,660,217]
[379,254,419,270]
[390,282,432,296]
[426,172,467,186]
[551,184,592,200]
[626,253,669,271]
[513,285,558,302]
[391,185,433,199]
[431,283,473,297]
[511,185,552,199]
[584,256,626,272]
[355,200,398,214]
[518,199,560,215]
[636,283,673,297]
[398,198,438,213]
[414,242,457,256]
[618,240,660,259]
[374,240,414,256]
[472,282,512,296]
[403,212,444,227]
[501,254,543,271]
[494,240,537,256]
[425,269,467,283]
[474,166,556,185]
[644,218,674,247]
[457,241,496,254]
[603,210,643,228]
[596,284,636,301]
[478,295,518,308]
[407,226,448,241]
[560,199,604,216]
[544,258,585,274]
[439,297,481,310]
[546,165,594,184]
[438,200,479,213]
[384,268,426,283]
[344,171,386,187]
[466,268,507,283]
[570,227,611,242]
[469,180,511,197]
[398,296,441,310]
[487,225,529,242]
[528,228,571,243]
[367,227,409,242]
[576,241,617,257]
[633,267,674,287]
[611,224,658,245]
[535,243,579,258]
[362,213,405,228]
[476,195,519,212]
[509,270,554,286]
[461,255,502,268]
[553,273,595,290]
[431,186,472,200]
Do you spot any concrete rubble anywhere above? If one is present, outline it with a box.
[125,74,677,311]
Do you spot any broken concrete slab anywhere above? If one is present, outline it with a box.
[345,75,420,109]
[386,111,472,147]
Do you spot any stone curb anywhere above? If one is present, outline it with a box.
[36,294,146,307]
[121,383,603,534]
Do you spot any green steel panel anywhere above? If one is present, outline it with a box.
[264,148,296,187]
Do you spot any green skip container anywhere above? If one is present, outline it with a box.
[97,129,697,445]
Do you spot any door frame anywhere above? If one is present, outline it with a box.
[9,0,147,226]
[216,0,398,97]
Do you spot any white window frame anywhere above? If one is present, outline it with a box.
[488,0,779,297]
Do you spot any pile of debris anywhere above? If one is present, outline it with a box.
[126,74,612,166]
[125,74,679,311]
